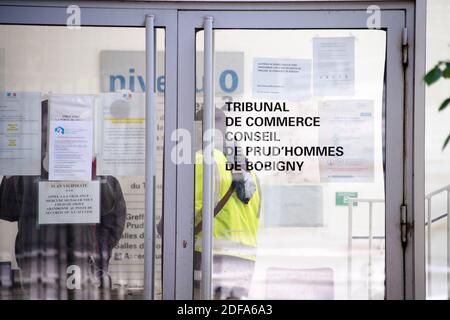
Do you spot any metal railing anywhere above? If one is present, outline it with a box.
[425,184,450,298]
[346,197,384,300]
[346,185,450,300]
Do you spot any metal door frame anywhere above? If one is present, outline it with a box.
[0,3,179,300]
[0,0,424,301]
[176,7,413,300]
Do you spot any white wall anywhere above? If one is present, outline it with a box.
[425,0,450,300]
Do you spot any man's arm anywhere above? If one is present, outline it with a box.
[195,151,220,231]
[96,176,127,254]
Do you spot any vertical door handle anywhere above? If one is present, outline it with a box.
[144,14,156,300]
[201,16,214,300]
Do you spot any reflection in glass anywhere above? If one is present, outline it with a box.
[425,0,450,300]
[0,25,165,300]
[194,29,386,300]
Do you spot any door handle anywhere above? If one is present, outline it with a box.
[201,16,214,301]
[144,14,156,300]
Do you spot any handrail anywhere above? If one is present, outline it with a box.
[425,212,447,226]
[347,198,384,203]
[345,184,450,300]
[352,236,385,240]
[426,185,450,199]
[424,184,450,299]
[346,197,384,300]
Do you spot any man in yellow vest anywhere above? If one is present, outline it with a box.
[193,108,261,300]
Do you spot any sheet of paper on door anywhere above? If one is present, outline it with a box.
[319,100,374,182]
[38,180,100,225]
[313,37,355,96]
[0,91,41,175]
[109,176,163,296]
[263,185,323,227]
[96,92,149,176]
[252,58,312,101]
[48,95,94,181]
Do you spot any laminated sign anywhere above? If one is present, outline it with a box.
[319,100,374,182]
[96,92,146,176]
[313,37,355,96]
[0,91,41,175]
[38,180,100,225]
[48,95,94,181]
[252,58,312,101]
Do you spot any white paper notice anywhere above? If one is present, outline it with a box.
[313,37,355,96]
[48,95,94,181]
[96,92,145,176]
[38,180,100,225]
[253,58,312,101]
[319,100,374,182]
[0,91,41,175]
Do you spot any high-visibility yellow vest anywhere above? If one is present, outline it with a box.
[194,149,260,261]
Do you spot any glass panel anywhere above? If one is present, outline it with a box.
[194,29,386,300]
[425,0,450,300]
[0,25,165,300]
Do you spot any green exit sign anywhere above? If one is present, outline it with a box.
[335,192,358,206]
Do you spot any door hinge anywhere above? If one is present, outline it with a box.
[401,204,408,247]
[402,27,408,67]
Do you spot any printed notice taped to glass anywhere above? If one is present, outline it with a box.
[96,92,146,176]
[0,91,41,175]
[38,180,100,225]
[48,95,94,181]
[319,100,374,182]
[109,177,164,294]
[110,177,146,289]
[252,58,312,101]
[313,37,355,96]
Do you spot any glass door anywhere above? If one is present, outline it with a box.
[176,10,406,300]
[0,5,177,300]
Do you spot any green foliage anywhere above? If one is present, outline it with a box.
[444,133,450,150]
[424,66,442,85]
[424,61,450,150]
[439,98,450,112]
